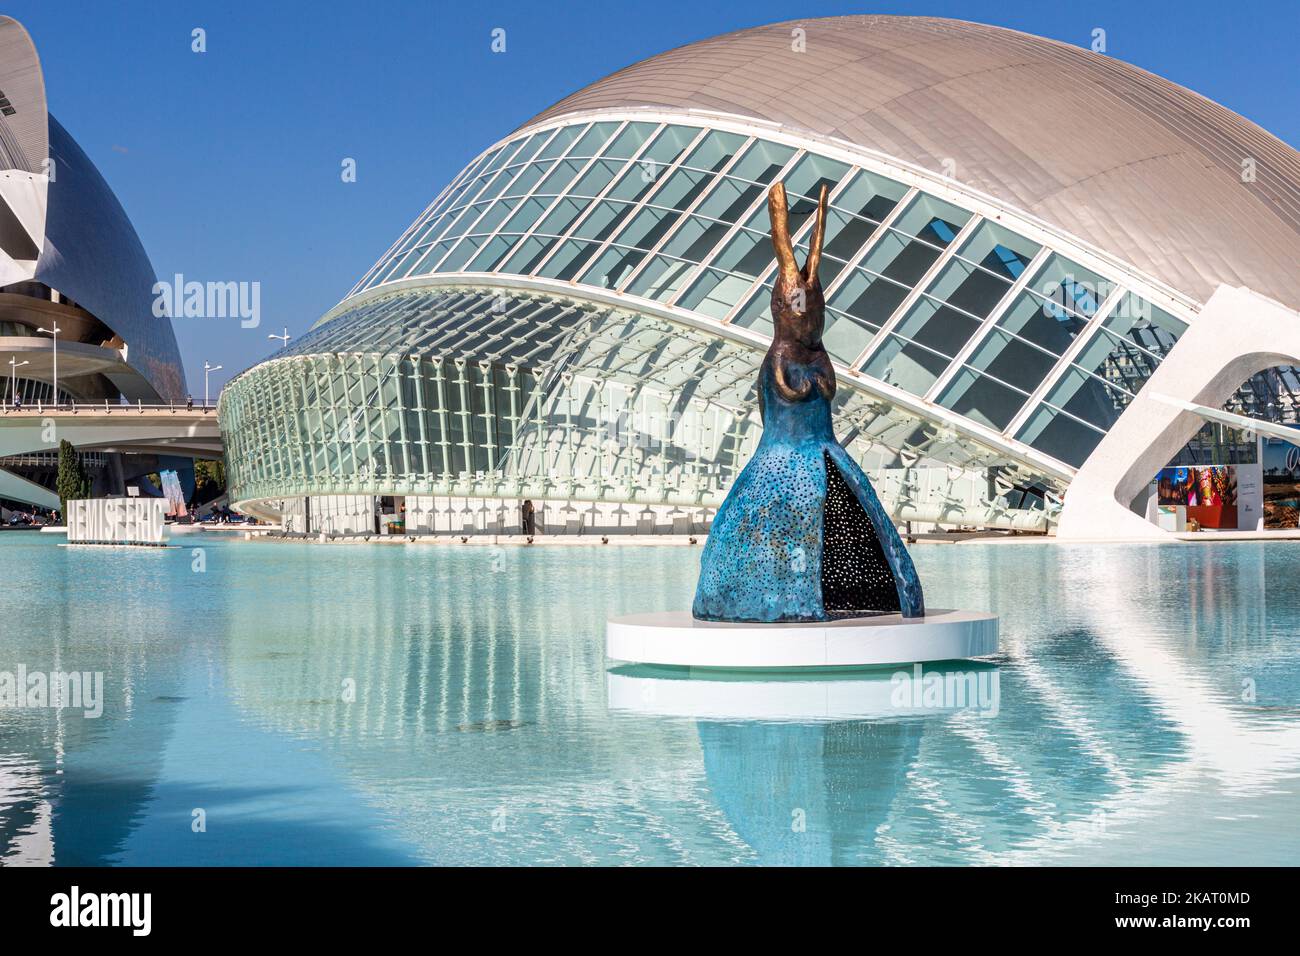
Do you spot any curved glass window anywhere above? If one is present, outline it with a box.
[339,119,1209,476]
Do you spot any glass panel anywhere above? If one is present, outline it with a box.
[703,207,771,272]
[533,157,589,196]
[499,235,552,275]
[535,123,588,160]
[961,326,1058,394]
[464,234,518,273]
[678,143,843,316]
[449,147,501,188]
[840,192,968,303]
[567,121,620,158]
[625,254,697,301]
[439,201,494,242]
[889,193,970,248]
[1102,293,1187,356]
[505,131,552,167]
[994,254,1105,358]
[821,170,908,263]
[477,161,532,206]
[715,139,793,183]
[448,234,502,272]
[581,245,641,290]
[780,152,851,226]
[463,197,518,236]
[935,366,1031,430]
[1030,253,1108,326]
[873,295,981,384]
[476,144,512,175]
[1040,365,1132,433]
[603,122,658,160]
[1067,293,1189,398]
[501,160,556,198]
[498,197,590,274]
[569,157,622,198]
[409,240,455,276]
[819,269,912,362]
[1015,402,1106,468]
[862,332,952,395]
[732,290,773,338]
[859,218,1037,389]
[376,245,425,283]
[691,141,793,223]
[658,210,740,266]
[626,125,700,184]
[678,129,747,174]
[527,128,705,282]
[535,200,637,280]
[686,268,762,320]
[925,220,1038,314]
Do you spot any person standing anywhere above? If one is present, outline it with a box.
[521,499,536,536]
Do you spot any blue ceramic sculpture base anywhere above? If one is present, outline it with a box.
[693,361,924,623]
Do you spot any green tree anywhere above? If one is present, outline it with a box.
[55,439,93,517]
[193,458,227,503]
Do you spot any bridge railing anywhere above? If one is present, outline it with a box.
[0,399,220,416]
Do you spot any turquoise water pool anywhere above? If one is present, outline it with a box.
[1,531,1298,865]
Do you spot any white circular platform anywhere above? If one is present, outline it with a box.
[606,608,998,669]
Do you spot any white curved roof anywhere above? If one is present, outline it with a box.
[0,15,187,400]
[523,15,1300,310]
[0,15,47,174]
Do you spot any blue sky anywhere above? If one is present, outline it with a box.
[10,0,1299,396]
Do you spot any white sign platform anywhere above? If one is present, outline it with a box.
[606,608,998,669]
[66,498,168,546]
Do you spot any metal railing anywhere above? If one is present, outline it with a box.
[0,399,220,416]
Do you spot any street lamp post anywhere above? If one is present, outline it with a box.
[203,362,224,408]
[268,328,290,348]
[8,357,29,408]
[36,324,61,407]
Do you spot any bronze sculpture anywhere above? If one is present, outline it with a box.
[692,180,926,622]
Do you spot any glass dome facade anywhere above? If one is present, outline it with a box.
[220,114,1200,527]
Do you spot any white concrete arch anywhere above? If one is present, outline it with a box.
[1057,285,1300,539]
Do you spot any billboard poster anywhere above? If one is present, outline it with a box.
[1156,465,1238,529]
[1263,437,1300,529]
[159,469,187,518]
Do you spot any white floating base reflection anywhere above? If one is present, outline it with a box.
[606,609,998,669]
[607,662,1002,722]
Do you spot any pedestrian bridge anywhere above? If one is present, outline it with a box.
[0,404,223,507]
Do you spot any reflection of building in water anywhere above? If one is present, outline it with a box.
[0,551,196,864]
[216,543,1300,864]
[981,542,1299,864]
[0,756,54,865]
[222,548,743,864]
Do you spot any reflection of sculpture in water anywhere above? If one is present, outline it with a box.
[693,182,924,622]
[682,663,1001,864]
[698,719,922,866]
